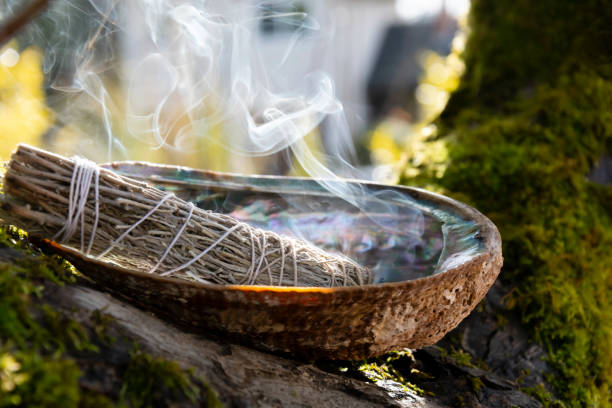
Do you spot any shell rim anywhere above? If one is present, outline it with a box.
[49,164,502,294]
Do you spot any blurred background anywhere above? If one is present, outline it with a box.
[0,0,468,181]
[2,3,611,406]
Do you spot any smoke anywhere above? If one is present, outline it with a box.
[22,2,329,163]
[8,0,426,273]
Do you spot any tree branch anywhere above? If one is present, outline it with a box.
[0,0,50,48]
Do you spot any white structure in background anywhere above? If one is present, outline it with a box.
[251,0,468,135]
[120,0,400,142]
[121,0,468,140]
[252,0,400,136]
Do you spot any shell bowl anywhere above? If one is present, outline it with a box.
[43,163,502,360]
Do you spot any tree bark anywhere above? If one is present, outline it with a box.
[44,276,444,408]
[400,0,612,405]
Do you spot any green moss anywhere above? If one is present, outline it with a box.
[0,226,222,407]
[358,360,429,396]
[79,392,117,408]
[319,349,434,396]
[0,228,96,406]
[437,345,487,370]
[90,308,117,346]
[0,229,88,351]
[400,1,612,405]
[356,349,434,396]
[448,348,476,369]
[120,348,222,408]
[0,350,81,408]
[520,383,564,408]
[467,375,484,394]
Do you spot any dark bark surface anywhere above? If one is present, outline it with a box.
[399,0,612,404]
[44,275,441,407]
[48,280,545,407]
[0,243,545,407]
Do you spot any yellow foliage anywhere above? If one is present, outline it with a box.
[370,127,402,164]
[368,29,465,181]
[0,353,29,392]
[0,43,52,160]
[416,48,465,123]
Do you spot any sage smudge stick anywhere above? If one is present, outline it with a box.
[0,144,371,287]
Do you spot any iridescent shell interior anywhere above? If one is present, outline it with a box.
[105,162,484,283]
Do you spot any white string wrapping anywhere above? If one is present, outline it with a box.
[2,145,372,287]
[55,157,302,280]
[58,160,229,276]
[53,157,100,256]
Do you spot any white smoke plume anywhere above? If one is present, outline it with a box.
[6,0,426,277]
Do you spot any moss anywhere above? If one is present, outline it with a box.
[90,308,117,346]
[467,375,484,394]
[448,348,476,369]
[0,226,222,407]
[409,368,434,381]
[356,349,434,396]
[520,383,564,408]
[358,360,428,396]
[0,229,88,350]
[0,229,96,406]
[318,349,435,396]
[495,313,508,328]
[0,350,81,407]
[437,345,487,370]
[120,348,222,408]
[400,1,612,406]
[79,392,117,408]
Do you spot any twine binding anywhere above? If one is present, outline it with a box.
[1,144,372,287]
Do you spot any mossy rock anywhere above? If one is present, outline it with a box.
[400,0,612,406]
[0,227,222,407]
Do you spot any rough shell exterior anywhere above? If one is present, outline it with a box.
[43,186,502,360]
